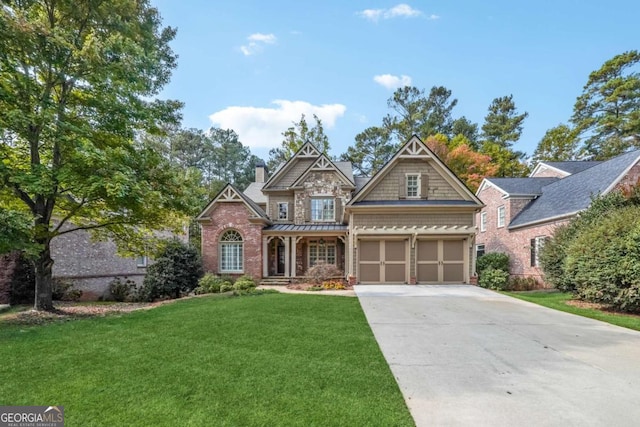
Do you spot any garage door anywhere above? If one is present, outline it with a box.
[358,239,407,283]
[416,239,465,283]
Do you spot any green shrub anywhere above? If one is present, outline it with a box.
[52,279,82,301]
[108,277,136,302]
[540,190,634,293]
[219,282,233,293]
[478,268,509,290]
[232,276,256,291]
[564,205,640,313]
[505,276,541,291]
[476,252,509,276]
[141,239,204,301]
[8,252,35,305]
[194,273,223,295]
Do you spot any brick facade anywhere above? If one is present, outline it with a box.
[200,202,263,279]
[476,185,564,282]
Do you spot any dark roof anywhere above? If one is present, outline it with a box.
[264,224,348,232]
[510,150,640,228]
[351,200,479,207]
[542,161,602,175]
[355,177,371,193]
[486,177,559,196]
[334,161,355,184]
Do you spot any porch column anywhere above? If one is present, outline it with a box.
[262,237,269,278]
[290,235,297,277]
[284,236,291,277]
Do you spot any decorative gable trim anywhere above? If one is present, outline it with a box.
[196,183,270,224]
[348,135,483,206]
[262,141,322,190]
[398,137,432,158]
[291,154,355,188]
[476,179,508,198]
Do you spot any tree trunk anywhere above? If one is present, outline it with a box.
[34,243,55,311]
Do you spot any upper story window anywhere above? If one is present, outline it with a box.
[480,212,487,232]
[311,198,335,221]
[406,174,420,198]
[497,206,506,228]
[277,202,288,220]
[136,255,148,267]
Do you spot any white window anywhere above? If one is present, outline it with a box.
[277,202,288,220]
[136,255,148,267]
[220,229,243,272]
[308,240,337,267]
[311,198,335,221]
[532,236,547,267]
[497,206,506,228]
[480,212,487,232]
[406,174,420,198]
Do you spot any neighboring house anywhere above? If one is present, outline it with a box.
[475,150,640,282]
[50,228,151,300]
[197,136,484,284]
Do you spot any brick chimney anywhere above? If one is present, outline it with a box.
[255,161,268,183]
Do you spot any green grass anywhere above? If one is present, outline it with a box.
[504,291,640,332]
[0,293,413,426]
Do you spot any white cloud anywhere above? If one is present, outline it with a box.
[240,33,277,56]
[373,74,412,90]
[427,14,440,20]
[387,4,422,19]
[358,4,423,22]
[209,100,347,149]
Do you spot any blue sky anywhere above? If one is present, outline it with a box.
[151,1,639,161]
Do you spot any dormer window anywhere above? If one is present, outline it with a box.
[277,202,288,220]
[407,174,420,197]
[311,198,335,221]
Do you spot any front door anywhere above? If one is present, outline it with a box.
[276,243,285,275]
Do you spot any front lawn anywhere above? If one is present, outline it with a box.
[0,293,413,426]
[504,291,640,332]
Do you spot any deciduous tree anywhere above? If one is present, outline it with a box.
[0,0,189,310]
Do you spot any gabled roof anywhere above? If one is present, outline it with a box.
[243,182,267,204]
[196,183,270,224]
[530,161,602,177]
[510,150,640,229]
[479,177,559,197]
[291,154,355,188]
[262,141,321,190]
[348,135,483,206]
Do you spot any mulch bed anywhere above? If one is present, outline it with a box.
[1,300,172,326]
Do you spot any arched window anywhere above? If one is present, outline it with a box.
[220,229,243,272]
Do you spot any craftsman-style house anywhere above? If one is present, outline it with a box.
[475,150,640,282]
[197,136,484,284]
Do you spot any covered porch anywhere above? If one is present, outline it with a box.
[262,224,348,279]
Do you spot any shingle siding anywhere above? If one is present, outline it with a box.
[362,159,460,201]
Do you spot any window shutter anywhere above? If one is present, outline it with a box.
[305,198,311,222]
[530,238,536,267]
[398,176,406,199]
[421,174,429,199]
[335,198,342,222]
[285,203,290,220]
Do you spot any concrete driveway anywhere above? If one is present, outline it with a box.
[355,285,640,427]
